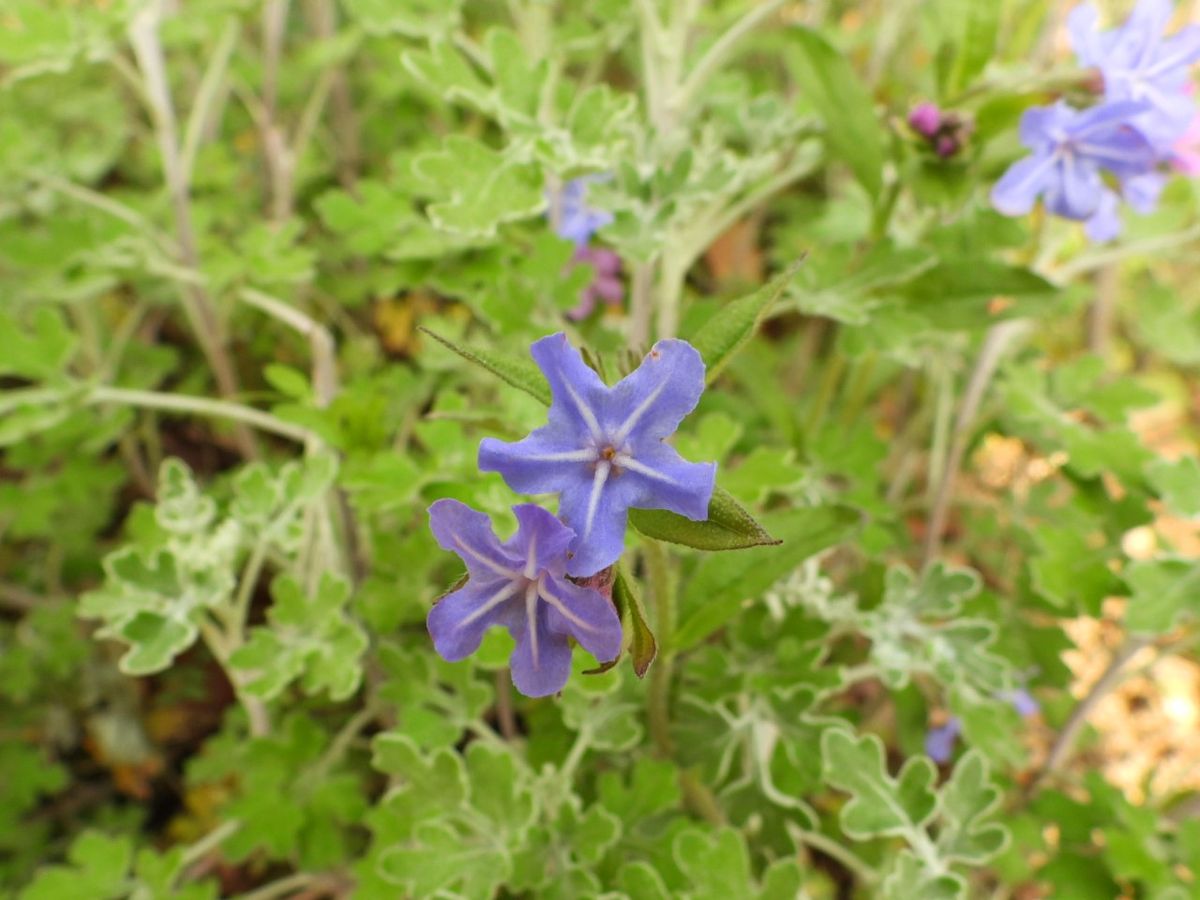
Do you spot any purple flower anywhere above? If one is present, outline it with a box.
[998,688,1041,718]
[427,499,623,697]
[925,717,962,763]
[991,100,1159,240]
[549,176,614,247]
[479,334,716,577]
[908,102,942,137]
[567,246,624,320]
[1069,0,1200,148]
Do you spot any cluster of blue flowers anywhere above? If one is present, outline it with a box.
[427,334,716,696]
[992,0,1200,240]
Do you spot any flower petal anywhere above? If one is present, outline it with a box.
[428,499,522,580]
[1084,189,1124,241]
[1046,155,1102,220]
[924,718,962,764]
[990,151,1057,216]
[509,603,573,697]
[530,332,609,443]
[558,465,632,576]
[428,577,520,662]
[1121,170,1166,212]
[479,428,592,496]
[616,442,715,521]
[606,339,707,444]
[539,574,623,662]
[508,503,577,577]
[1067,4,1103,66]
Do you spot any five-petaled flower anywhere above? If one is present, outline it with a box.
[479,334,716,578]
[427,499,623,697]
[1069,0,1200,149]
[990,100,1160,241]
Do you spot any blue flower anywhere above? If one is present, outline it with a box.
[926,689,1040,763]
[1069,0,1200,148]
[427,499,623,697]
[991,100,1160,240]
[479,334,716,577]
[549,176,614,247]
[925,717,962,764]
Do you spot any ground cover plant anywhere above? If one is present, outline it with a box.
[4,0,1200,897]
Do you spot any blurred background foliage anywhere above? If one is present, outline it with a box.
[2,0,1200,897]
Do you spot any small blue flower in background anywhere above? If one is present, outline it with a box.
[990,100,1159,241]
[1069,0,1200,148]
[480,334,716,578]
[427,499,623,697]
[997,688,1041,719]
[550,176,614,247]
[926,688,1041,763]
[925,717,963,764]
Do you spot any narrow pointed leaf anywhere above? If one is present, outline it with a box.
[629,485,779,551]
[420,327,551,405]
[688,260,805,384]
[614,567,656,678]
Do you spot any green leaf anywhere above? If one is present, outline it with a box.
[821,730,938,839]
[904,259,1055,302]
[412,136,544,237]
[673,505,860,651]
[1031,524,1123,614]
[21,830,133,900]
[878,851,965,900]
[789,29,883,196]
[687,261,804,384]
[378,821,510,898]
[629,485,780,552]
[117,611,196,676]
[419,327,551,405]
[0,307,76,380]
[1146,456,1200,517]
[343,0,461,36]
[613,567,656,678]
[936,0,1001,94]
[1124,559,1200,634]
[936,750,1010,864]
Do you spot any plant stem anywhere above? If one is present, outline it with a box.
[630,261,656,348]
[677,0,787,110]
[1086,263,1120,356]
[494,669,519,740]
[90,385,315,443]
[644,539,675,757]
[173,819,241,883]
[129,2,258,459]
[1036,635,1153,785]
[790,826,878,885]
[308,703,380,782]
[241,287,338,406]
[303,0,360,191]
[180,16,239,183]
[922,320,1027,566]
[238,872,323,900]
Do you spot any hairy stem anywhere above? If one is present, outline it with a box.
[1036,635,1153,784]
[645,539,675,757]
[922,320,1027,566]
[129,3,258,458]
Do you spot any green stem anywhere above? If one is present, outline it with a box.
[172,819,241,885]
[85,385,314,443]
[789,826,878,885]
[644,539,675,756]
[802,347,845,437]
